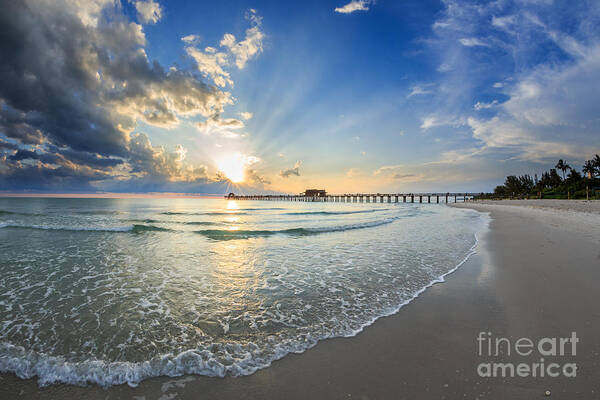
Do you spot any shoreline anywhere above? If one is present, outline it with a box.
[0,206,488,392]
[3,201,600,399]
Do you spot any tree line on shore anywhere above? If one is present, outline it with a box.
[486,155,600,200]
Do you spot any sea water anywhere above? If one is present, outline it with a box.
[0,197,488,387]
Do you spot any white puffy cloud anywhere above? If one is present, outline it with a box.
[491,15,517,30]
[183,10,264,133]
[279,161,302,178]
[220,10,265,69]
[134,0,162,24]
[420,117,438,130]
[181,34,200,44]
[473,100,499,110]
[459,38,489,47]
[184,9,264,90]
[335,0,371,14]
[407,84,434,98]
[420,115,463,130]
[437,63,453,72]
[185,46,232,87]
[503,46,600,129]
[197,116,245,136]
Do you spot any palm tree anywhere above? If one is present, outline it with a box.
[583,160,595,179]
[593,154,600,175]
[555,159,571,180]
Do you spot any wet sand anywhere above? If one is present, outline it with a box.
[2,201,600,399]
[462,198,600,215]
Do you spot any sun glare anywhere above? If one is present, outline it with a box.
[218,153,245,183]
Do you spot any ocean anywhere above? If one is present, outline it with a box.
[0,197,489,387]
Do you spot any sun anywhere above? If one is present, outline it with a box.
[218,153,245,183]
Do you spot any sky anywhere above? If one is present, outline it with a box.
[1,0,599,194]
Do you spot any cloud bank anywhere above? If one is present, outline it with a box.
[0,1,263,192]
[413,0,600,172]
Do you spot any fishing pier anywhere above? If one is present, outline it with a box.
[225,190,475,204]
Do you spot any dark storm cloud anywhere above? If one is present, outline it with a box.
[0,2,127,155]
[0,106,46,145]
[0,0,231,191]
[51,147,125,169]
[0,138,18,151]
[8,144,125,169]
[0,160,110,192]
[8,150,55,163]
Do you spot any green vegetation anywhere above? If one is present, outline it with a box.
[479,155,600,200]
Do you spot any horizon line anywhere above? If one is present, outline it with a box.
[0,192,230,199]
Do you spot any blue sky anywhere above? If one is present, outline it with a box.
[1,0,599,193]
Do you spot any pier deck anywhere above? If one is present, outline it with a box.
[224,193,476,203]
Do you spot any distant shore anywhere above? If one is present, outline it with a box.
[2,200,600,399]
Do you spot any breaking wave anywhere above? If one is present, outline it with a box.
[127,219,216,226]
[195,218,397,240]
[0,224,171,233]
[282,209,390,216]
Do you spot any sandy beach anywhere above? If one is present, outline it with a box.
[2,200,600,399]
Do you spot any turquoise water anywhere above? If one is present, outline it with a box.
[0,197,488,387]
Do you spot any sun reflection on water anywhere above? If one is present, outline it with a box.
[209,237,266,310]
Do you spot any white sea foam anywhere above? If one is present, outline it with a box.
[0,199,489,388]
